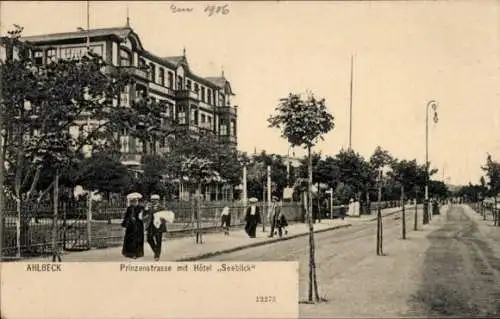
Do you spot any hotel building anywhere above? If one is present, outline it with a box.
[18,25,238,167]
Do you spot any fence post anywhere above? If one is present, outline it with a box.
[51,171,61,262]
[87,195,92,250]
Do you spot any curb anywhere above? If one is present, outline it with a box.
[367,209,403,221]
[175,223,352,262]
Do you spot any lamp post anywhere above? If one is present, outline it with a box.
[424,100,438,225]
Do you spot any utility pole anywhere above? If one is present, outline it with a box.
[266,165,271,231]
[86,1,91,51]
[348,54,354,150]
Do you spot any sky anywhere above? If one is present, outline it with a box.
[1,1,499,186]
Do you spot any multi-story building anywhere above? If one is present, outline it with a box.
[19,25,238,167]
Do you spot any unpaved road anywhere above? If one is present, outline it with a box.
[203,205,500,318]
[408,205,500,317]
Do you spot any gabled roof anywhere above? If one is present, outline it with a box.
[162,56,185,66]
[20,26,146,52]
[21,27,131,43]
[205,76,235,95]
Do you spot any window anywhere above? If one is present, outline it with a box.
[207,116,212,126]
[139,58,146,68]
[207,89,212,105]
[159,68,165,86]
[168,72,174,88]
[219,93,225,106]
[201,87,205,102]
[135,138,143,154]
[186,80,192,91]
[120,49,131,66]
[177,76,183,90]
[220,123,228,135]
[34,51,43,65]
[194,83,199,93]
[46,48,57,61]
[120,135,129,153]
[149,63,156,82]
[231,120,236,136]
[201,114,206,123]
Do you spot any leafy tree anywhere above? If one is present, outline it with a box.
[181,156,220,243]
[389,159,419,239]
[481,154,500,226]
[0,27,130,255]
[335,149,372,203]
[268,92,334,304]
[76,153,133,200]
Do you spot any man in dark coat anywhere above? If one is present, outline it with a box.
[245,198,261,238]
[268,196,280,238]
[121,193,145,259]
[144,194,168,261]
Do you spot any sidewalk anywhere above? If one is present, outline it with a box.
[28,219,351,262]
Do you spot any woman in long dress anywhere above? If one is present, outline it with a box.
[220,206,231,236]
[244,198,261,238]
[121,193,145,259]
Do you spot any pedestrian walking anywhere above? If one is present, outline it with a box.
[220,206,231,235]
[144,194,168,261]
[121,192,145,259]
[244,198,261,238]
[268,196,280,238]
[276,203,289,237]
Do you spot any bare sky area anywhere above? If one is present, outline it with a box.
[1,1,499,185]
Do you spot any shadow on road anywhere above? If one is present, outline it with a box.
[407,205,500,317]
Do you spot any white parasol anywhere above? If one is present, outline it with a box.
[153,210,175,228]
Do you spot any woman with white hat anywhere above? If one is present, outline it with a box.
[244,198,261,238]
[121,192,145,259]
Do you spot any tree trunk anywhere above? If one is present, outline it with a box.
[414,189,418,231]
[307,145,320,302]
[376,174,383,256]
[401,185,406,240]
[16,198,21,258]
[495,197,498,227]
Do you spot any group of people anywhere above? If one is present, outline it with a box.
[243,196,288,239]
[121,193,170,261]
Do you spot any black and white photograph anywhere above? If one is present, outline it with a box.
[0,1,499,318]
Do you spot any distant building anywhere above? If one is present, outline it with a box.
[16,25,238,166]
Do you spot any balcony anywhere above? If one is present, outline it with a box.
[121,153,142,166]
[119,66,149,81]
[199,100,214,111]
[219,134,237,145]
[176,123,200,134]
[149,82,175,97]
[217,106,237,117]
[175,89,199,101]
[199,122,213,131]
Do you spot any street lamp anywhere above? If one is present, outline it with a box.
[424,100,439,225]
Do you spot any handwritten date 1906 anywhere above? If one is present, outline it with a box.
[204,4,230,16]
[256,296,277,303]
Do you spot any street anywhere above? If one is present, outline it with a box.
[201,205,500,318]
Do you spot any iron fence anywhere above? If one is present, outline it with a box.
[2,199,401,260]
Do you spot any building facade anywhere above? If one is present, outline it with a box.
[19,26,238,166]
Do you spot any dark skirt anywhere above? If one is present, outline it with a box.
[122,223,144,259]
[221,214,231,228]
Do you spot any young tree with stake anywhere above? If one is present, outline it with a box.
[268,92,334,304]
